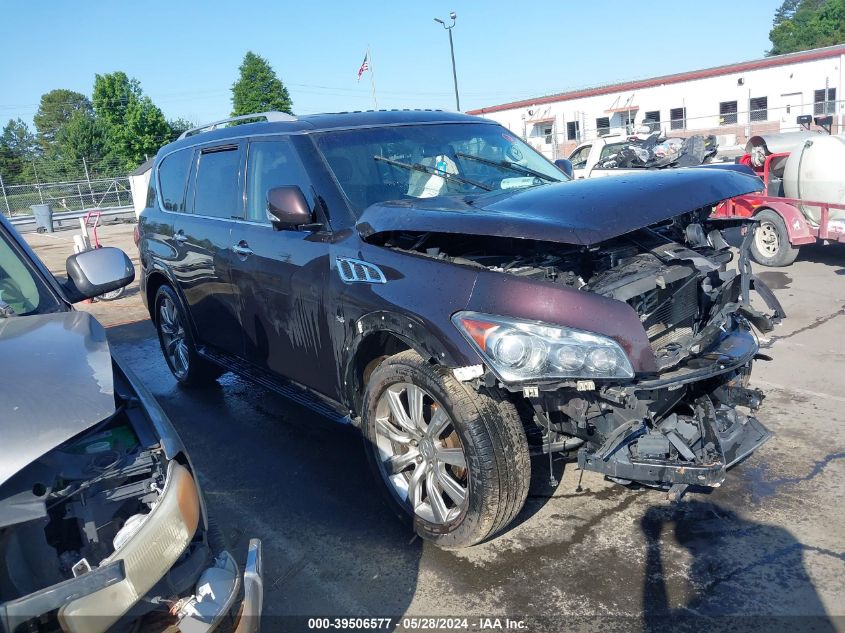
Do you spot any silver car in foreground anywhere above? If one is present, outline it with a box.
[0,214,262,633]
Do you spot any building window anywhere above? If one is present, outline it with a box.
[749,96,768,122]
[532,122,554,144]
[670,107,685,130]
[595,117,610,136]
[814,88,836,115]
[643,110,660,131]
[719,101,738,125]
[621,112,635,133]
[566,120,580,141]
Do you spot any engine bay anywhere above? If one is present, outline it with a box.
[381,212,743,370]
[0,374,170,605]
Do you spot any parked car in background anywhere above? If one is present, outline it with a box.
[568,131,718,179]
[0,214,262,633]
[138,110,783,549]
[567,134,631,178]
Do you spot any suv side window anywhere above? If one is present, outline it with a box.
[245,139,314,223]
[193,145,244,219]
[158,148,193,212]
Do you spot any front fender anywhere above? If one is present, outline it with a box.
[341,309,480,410]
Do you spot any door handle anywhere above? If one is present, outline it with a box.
[232,241,254,257]
[174,231,188,243]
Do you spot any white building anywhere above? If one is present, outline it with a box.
[468,44,845,159]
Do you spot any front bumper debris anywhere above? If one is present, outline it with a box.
[234,539,264,633]
[177,539,264,633]
[577,410,772,487]
[577,326,773,489]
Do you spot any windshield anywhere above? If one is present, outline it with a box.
[313,123,566,214]
[0,228,63,317]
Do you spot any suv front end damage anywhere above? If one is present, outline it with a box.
[440,212,784,495]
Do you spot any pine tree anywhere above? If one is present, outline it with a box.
[231,51,293,117]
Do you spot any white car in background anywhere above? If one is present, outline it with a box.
[567,135,636,179]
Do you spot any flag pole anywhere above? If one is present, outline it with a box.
[368,45,379,109]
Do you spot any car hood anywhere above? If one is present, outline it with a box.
[356,167,762,246]
[0,311,115,487]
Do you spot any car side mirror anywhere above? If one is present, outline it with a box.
[554,159,574,179]
[63,247,135,303]
[267,186,315,229]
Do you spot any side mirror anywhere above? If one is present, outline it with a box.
[267,186,315,229]
[554,159,574,179]
[63,247,135,302]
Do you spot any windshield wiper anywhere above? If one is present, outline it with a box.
[373,155,493,192]
[455,152,559,183]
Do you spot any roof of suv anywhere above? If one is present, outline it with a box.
[162,109,492,154]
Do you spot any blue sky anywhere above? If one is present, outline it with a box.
[0,0,783,128]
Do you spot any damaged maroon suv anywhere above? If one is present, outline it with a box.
[138,110,783,548]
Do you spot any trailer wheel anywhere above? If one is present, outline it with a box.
[750,209,799,267]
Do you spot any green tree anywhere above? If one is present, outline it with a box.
[93,72,170,169]
[47,110,108,179]
[231,51,293,117]
[33,89,92,150]
[121,96,171,165]
[167,117,195,142]
[0,118,38,183]
[769,0,845,55]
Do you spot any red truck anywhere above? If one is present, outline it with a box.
[712,131,845,266]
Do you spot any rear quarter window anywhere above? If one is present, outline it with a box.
[157,149,193,212]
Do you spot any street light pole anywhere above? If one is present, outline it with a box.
[434,12,460,112]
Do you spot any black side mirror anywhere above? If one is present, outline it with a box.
[267,186,315,229]
[63,247,135,302]
[554,159,574,179]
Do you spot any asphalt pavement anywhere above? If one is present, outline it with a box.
[25,225,845,633]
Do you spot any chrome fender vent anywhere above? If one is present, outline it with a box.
[336,257,386,284]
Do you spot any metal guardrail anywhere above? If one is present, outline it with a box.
[9,206,136,230]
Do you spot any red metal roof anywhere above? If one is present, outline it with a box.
[467,45,845,115]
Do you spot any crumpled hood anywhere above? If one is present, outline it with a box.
[357,167,762,246]
[0,312,114,487]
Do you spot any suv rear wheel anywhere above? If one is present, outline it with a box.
[362,350,530,548]
[154,285,223,387]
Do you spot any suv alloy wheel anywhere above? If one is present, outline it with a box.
[154,285,223,386]
[362,350,530,548]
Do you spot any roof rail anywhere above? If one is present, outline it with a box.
[178,111,297,140]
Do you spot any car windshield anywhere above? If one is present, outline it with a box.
[313,122,566,214]
[0,228,63,317]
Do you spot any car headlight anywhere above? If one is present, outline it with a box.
[452,311,634,383]
[58,461,200,633]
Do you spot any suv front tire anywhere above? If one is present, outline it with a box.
[154,285,224,387]
[362,350,530,548]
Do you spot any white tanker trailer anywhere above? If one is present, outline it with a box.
[712,132,845,266]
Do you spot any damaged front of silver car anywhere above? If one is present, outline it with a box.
[0,312,262,633]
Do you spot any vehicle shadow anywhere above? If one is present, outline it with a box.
[795,242,845,271]
[640,500,837,633]
[106,320,422,633]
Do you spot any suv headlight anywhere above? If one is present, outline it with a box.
[452,311,634,383]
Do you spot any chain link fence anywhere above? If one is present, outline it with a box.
[519,99,844,160]
[0,156,141,217]
[0,175,132,217]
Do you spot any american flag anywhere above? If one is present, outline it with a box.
[357,53,369,81]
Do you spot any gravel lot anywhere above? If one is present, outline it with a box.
[25,224,845,633]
